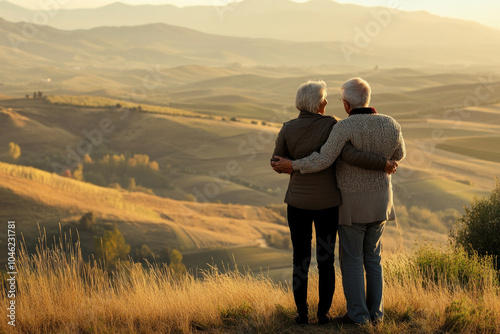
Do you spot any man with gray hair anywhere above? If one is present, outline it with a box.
[271,80,397,325]
[273,77,406,325]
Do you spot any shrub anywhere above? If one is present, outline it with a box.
[8,142,21,161]
[95,226,130,270]
[450,179,500,269]
[414,243,498,288]
[135,244,154,263]
[183,193,197,202]
[79,212,95,230]
[264,231,291,250]
[169,249,186,274]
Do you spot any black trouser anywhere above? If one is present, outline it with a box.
[287,204,339,317]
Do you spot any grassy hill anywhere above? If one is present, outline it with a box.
[1,229,498,334]
[0,161,289,250]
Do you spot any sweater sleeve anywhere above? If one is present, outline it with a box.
[341,142,387,170]
[292,122,349,174]
[391,127,406,161]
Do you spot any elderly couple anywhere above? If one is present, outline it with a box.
[271,78,406,326]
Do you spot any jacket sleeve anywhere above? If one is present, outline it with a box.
[292,122,348,174]
[340,142,386,170]
[271,125,288,165]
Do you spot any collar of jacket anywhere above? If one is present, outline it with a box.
[349,107,377,116]
[298,110,325,118]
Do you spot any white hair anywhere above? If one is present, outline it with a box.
[341,77,371,109]
[295,80,327,114]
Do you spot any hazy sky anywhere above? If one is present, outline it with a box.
[12,0,500,29]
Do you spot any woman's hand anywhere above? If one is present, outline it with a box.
[385,160,398,174]
[271,156,293,175]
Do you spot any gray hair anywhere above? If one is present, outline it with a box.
[295,80,327,114]
[341,77,371,109]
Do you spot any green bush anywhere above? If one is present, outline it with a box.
[95,226,131,270]
[414,243,498,288]
[169,249,186,274]
[450,179,500,269]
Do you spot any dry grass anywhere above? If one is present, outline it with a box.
[1,231,499,334]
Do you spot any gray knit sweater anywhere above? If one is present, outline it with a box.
[292,113,406,225]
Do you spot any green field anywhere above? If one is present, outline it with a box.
[437,136,500,163]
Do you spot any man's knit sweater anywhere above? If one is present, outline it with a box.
[292,112,406,225]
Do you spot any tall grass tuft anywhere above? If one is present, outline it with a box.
[414,243,499,289]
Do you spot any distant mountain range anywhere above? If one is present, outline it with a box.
[1,15,500,72]
[1,0,500,45]
[0,17,356,69]
[0,0,500,47]
[0,0,499,70]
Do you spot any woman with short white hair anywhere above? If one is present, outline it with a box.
[271,79,394,325]
[273,77,406,325]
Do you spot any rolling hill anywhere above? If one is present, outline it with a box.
[1,64,499,211]
[1,64,499,275]
[0,159,450,281]
[0,160,287,253]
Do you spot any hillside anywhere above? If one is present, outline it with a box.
[1,62,500,277]
[1,63,500,275]
[0,161,288,249]
[1,64,499,212]
[0,160,453,284]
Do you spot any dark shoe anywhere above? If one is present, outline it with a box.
[317,314,332,325]
[371,317,383,326]
[295,314,309,325]
[332,313,359,325]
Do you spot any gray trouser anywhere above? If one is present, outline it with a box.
[338,221,385,324]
